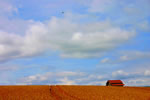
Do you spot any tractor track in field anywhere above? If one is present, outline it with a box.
[49,86,62,100]
[49,85,81,100]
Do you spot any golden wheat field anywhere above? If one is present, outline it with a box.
[0,85,150,100]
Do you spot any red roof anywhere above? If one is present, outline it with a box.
[106,80,124,86]
[107,80,123,84]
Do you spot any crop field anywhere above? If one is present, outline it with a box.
[0,85,53,100]
[0,85,150,100]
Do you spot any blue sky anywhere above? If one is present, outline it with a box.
[0,0,150,86]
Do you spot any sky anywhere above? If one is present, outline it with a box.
[0,0,150,86]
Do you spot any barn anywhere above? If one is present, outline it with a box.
[106,80,124,86]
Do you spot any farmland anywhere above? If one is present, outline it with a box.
[0,85,150,100]
[0,85,53,100]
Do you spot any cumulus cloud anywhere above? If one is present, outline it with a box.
[137,21,150,31]
[102,51,150,64]
[75,74,105,84]
[0,16,135,62]
[101,58,109,63]
[17,69,150,86]
[126,78,150,86]
[0,30,24,62]
[88,0,150,16]
[0,16,34,34]
[17,71,107,85]
[144,70,150,76]
[4,68,149,86]
[120,51,150,61]
[0,0,17,15]
[111,69,150,86]
[58,77,76,85]
[87,0,150,32]
[112,70,129,79]
[0,0,35,35]
[88,0,117,13]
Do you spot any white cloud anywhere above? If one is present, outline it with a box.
[87,80,106,85]
[18,71,86,85]
[144,70,150,76]
[101,58,109,63]
[137,21,150,31]
[58,77,76,85]
[120,51,150,61]
[75,74,104,83]
[0,0,17,15]
[18,69,150,86]
[100,51,150,64]
[72,32,83,41]
[0,16,34,34]
[0,30,24,62]
[5,68,150,86]
[56,71,85,77]
[0,16,135,61]
[88,0,150,16]
[111,69,150,86]
[24,18,135,59]
[126,78,150,86]
[18,71,107,85]
[87,0,150,32]
[112,70,129,78]
[88,0,117,13]
[120,55,128,61]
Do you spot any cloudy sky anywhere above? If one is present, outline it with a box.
[0,0,150,86]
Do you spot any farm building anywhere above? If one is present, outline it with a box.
[106,80,124,86]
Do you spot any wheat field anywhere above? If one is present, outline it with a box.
[0,85,53,100]
[0,85,150,100]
